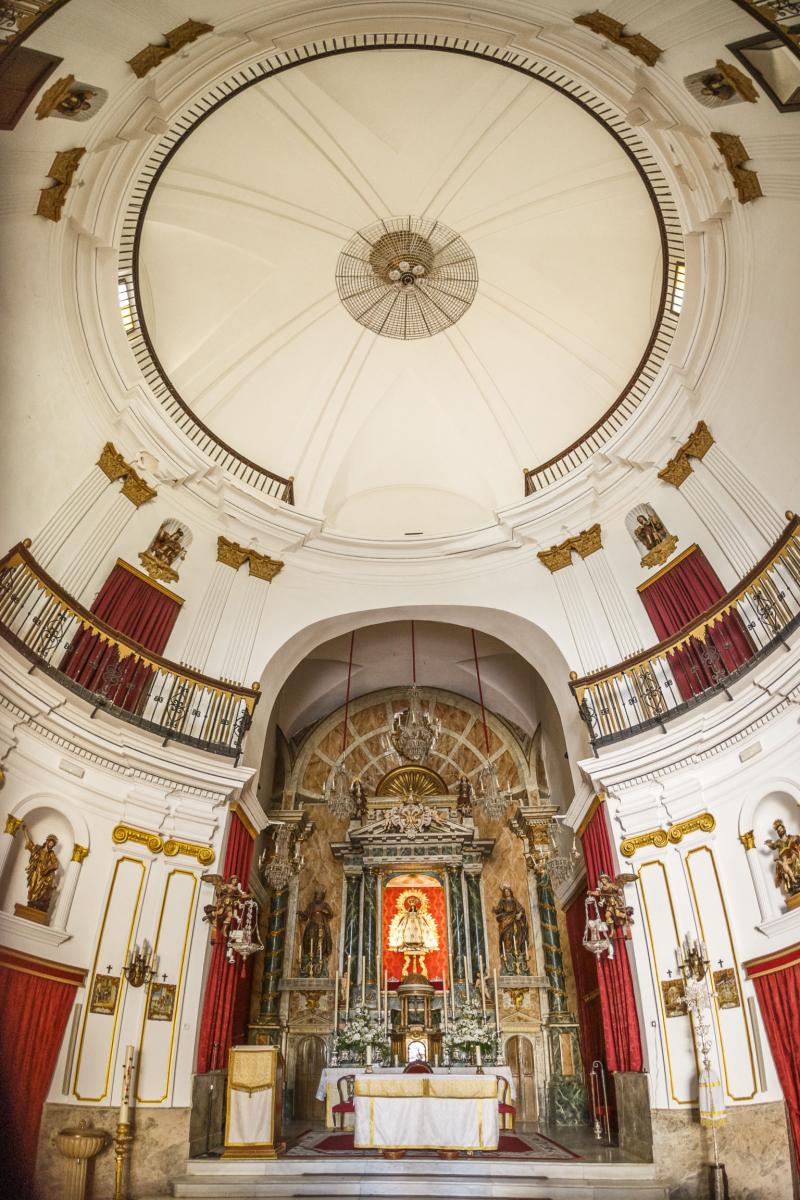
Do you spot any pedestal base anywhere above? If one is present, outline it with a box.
[14,902,49,924]
[785,891,800,911]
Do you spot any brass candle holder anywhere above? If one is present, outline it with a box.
[113,1121,133,1200]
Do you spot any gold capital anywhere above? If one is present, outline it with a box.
[739,830,755,852]
[571,524,603,559]
[217,536,249,571]
[658,452,692,489]
[4,815,22,836]
[683,420,714,462]
[72,844,90,863]
[248,551,284,582]
[537,543,574,573]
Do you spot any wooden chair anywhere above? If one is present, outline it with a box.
[403,1061,433,1073]
[498,1077,516,1131]
[331,1073,355,1129]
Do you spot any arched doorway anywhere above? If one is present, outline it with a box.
[294,1035,327,1122]
[505,1035,537,1129]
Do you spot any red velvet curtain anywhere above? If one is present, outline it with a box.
[61,562,181,713]
[749,951,800,1173]
[581,805,643,1073]
[565,888,605,1077]
[196,813,255,1073]
[0,951,81,1199]
[638,546,753,701]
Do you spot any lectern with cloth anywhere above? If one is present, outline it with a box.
[223,1045,284,1158]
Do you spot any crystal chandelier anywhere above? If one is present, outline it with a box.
[475,761,509,821]
[259,822,306,892]
[325,631,355,818]
[391,623,440,763]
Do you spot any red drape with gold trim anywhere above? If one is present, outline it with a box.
[748,948,800,1172]
[383,884,447,986]
[0,950,82,1199]
[581,806,643,1073]
[196,813,254,1073]
[638,546,753,701]
[61,562,181,712]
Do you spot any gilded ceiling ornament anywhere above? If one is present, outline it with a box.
[335,216,478,340]
[712,61,758,104]
[376,765,447,799]
[658,451,693,489]
[537,543,574,573]
[127,19,214,79]
[711,133,763,204]
[36,147,86,222]
[573,11,662,67]
[35,75,104,121]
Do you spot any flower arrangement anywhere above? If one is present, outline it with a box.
[334,1004,391,1063]
[444,995,499,1063]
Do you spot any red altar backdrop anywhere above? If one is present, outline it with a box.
[745,944,800,1173]
[383,881,448,988]
[61,559,182,713]
[0,947,85,1199]
[565,888,605,1077]
[638,545,753,701]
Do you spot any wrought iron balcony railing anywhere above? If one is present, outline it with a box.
[0,543,260,758]
[570,516,800,748]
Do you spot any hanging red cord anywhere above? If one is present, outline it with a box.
[411,619,416,685]
[342,630,355,755]
[471,628,491,756]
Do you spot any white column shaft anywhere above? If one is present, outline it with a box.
[52,858,82,930]
[554,566,605,674]
[583,550,644,659]
[702,444,784,545]
[0,830,17,887]
[32,466,108,568]
[681,472,754,578]
[59,492,133,600]
[222,574,269,684]
[181,562,237,671]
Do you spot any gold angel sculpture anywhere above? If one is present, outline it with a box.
[387,890,439,978]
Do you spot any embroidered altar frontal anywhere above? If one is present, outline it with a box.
[353,1073,499,1150]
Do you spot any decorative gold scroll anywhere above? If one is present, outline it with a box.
[538,524,602,572]
[574,11,662,66]
[112,824,214,866]
[711,133,763,205]
[96,442,156,507]
[36,148,85,222]
[127,20,214,79]
[621,812,716,858]
[216,536,283,581]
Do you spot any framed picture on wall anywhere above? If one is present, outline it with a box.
[89,973,120,1015]
[661,978,687,1018]
[713,967,741,1009]
[147,982,176,1021]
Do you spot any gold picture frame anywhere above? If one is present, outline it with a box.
[147,982,176,1021]
[661,978,687,1018]
[89,973,120,1015]
[713,967,741,1010]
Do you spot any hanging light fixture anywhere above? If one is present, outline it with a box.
[471,629,510,821]
[325,632,356,819]
[391,621,440,763]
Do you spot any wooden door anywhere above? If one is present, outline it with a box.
[293,1035,327,1122]
[506,1035,537,1127]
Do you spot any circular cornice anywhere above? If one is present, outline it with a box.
[119,32,684,506]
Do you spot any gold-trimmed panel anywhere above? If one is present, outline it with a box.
[113,824,214,866]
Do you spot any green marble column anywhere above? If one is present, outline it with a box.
[258,885,288,1038]
[362,867,378,987]
[535,870,568,1015]
[342,870,361,986]
[465,870,486,983]
[447,866,467,981]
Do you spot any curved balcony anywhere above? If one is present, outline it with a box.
[0,543,259,757]
[570,516,800,748]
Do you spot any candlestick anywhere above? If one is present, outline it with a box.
[119,1045,134,1125]
[113,1121,132,1200]
[463,954,471,1002]
[334,970,339,1033]
[384,970,389,1035]
[361,954,366,1005]
[443,985,449,1033]
[493,968,501,1033]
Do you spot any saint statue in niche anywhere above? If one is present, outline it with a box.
[20,825,60,915]
[765,819,800,907]
[298,889,333,977]
[625,503,679,570]
[388,890,439,978]
[494,884,529,973]
[138,518,193,584]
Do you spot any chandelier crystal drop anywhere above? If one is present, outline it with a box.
[474,761,509,822]
[391,683,441,763]
[325,760,355,820]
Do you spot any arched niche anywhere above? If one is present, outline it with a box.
[745,786,800,921]
[0,795,90,931]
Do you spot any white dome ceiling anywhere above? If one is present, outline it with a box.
[139,48,663,537]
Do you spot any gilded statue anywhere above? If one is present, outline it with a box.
[589,871,637,939]
[388,890,439,978]
[201,873,251,943]
[494,884,529,970]
[150,523,187,567]
[766,820,800,902]
[22,825,60,913]
[634,511,668,553]
[299,889,333,976]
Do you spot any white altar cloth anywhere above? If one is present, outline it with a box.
[353,1074,499,1151]
[316,1064,514,1130]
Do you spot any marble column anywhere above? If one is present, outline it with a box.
[446,866,467,982]
[342,870,361,995]
[465,869,487,985]
[31,464,108,569]
[180,560,238,671]
[534,871,568,1017]
[259,886,288,1030]
[362,867,378,989]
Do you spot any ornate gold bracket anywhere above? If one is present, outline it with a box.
[621,812,715,858]
[36,148,85,222]
[574,12,662,66]
[128,20,214,78]
[711,133,762,205]
[112,823,214,866]
[217,537,283,581]
[97,442,156,507]
[658,421,715,489]
[538,524,602,572]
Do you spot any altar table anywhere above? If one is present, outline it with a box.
[315,1065,515,1130]
[353,1073,500,1151]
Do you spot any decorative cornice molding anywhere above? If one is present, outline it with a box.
[573,11,662,67]
[127,19,214,79]
[112,823,214,866]
[216,536,283,582]
[576,793,604,840]
[711,133,763,205]
[36,148,85,222]
[97,442,156,507]
[538,524,602,572]
[621,812,715,858]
